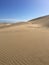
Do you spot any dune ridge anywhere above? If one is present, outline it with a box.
[0,15,49,65]
[28,15,49,28]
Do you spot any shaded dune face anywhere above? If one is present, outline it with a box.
[28,15,49,28]
[0,15,49,65]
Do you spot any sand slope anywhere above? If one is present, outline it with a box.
[0,23,49,65]
[28,15,49,28]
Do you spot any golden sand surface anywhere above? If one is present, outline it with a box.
[0,24,49,65]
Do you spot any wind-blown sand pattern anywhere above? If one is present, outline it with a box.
[0,15,49,65]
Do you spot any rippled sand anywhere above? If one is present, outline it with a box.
[0,24,49,65]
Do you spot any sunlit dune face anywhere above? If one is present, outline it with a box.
[6,24,11,25]
[0,24,11,27]
[32,24,41,28]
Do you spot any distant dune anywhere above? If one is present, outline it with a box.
[0,15,49,29]
[0,15,49,65]
[28,15,49,28]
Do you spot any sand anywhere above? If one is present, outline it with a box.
[0,23,49,65]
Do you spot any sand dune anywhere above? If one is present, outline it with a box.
[0,15,49,65]
[28,15,49,28]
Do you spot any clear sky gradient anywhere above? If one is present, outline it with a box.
[0,0,49,22]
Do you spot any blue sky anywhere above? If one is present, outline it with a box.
[0,0,49,22]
